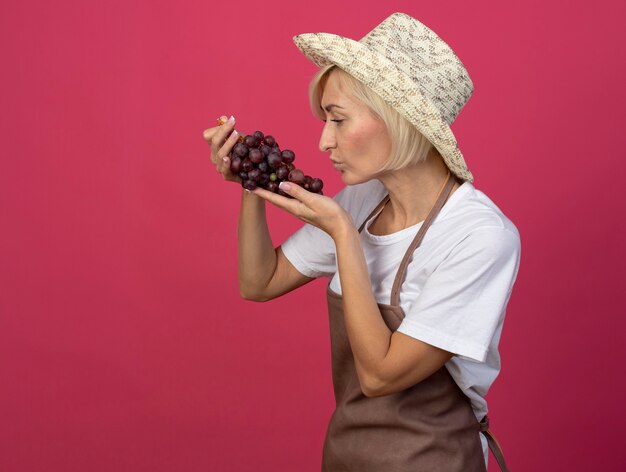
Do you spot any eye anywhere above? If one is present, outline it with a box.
[331,119,344,124]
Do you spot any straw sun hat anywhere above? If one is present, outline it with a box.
[293,12,475,182]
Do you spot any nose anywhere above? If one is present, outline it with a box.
[319,121,336,153]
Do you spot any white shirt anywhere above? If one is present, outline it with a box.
[281,178,521,465]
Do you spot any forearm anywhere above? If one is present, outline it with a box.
[334,224,392,391]
[237,190,277,300]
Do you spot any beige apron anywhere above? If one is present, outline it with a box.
[322,174,510,471]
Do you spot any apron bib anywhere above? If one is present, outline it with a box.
[321,173,510,471]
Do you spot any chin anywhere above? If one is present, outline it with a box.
[340,171,375,186]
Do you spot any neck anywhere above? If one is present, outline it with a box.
[375,150,459,231]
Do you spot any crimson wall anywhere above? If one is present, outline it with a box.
[1,1,625,470]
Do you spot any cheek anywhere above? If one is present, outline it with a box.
[347,121,387,150]
[350,122,391,165]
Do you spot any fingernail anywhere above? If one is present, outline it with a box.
[222,156,228,162]
[231,130,238,139]
[279,181,292,191]
[227,115,235,124]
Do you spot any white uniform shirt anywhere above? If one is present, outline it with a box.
[281,179,521,465]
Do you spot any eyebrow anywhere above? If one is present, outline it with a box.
[323,104,345,112]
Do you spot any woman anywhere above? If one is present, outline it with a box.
[204,13,519,471]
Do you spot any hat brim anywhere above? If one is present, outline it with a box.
[293,32,474,182]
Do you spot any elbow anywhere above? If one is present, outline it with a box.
[361,372,433,398]
[359,373,388,398]
[361,386,379,398]
[359,367,410,398]
[239,285,271,302]
[361,383,386,398]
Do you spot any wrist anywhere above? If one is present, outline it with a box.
[242,188,264,203]
[330,213,357,241]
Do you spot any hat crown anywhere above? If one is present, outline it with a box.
[360,13,473,125]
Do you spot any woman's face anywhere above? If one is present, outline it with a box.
[318,71,392,185]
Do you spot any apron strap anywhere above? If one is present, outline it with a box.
[390,172,455,306]
[479,416,511,472]
[357,194,390,233]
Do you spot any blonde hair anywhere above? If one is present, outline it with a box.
[308,64,434,172]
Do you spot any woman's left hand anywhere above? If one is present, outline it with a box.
[252,182,354,240]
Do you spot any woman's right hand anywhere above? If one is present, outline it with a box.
[204,116,313,301]
[202,115,241,183]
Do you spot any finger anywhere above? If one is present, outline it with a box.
[203,115,235,144]
[214,115,236,146]
[216,129,239,162]
[218,154,231,174]
[203,127,217,141]
[202,115,227,141]
[252,187,306,216]
[277,181,316,206]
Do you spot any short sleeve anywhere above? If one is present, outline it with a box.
[396,226,521,362]
[280,221,337,278]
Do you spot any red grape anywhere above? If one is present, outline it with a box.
[259,144,271,157]
[249,148,264,164]
[281,150,295,164]
[309,178,323,193]
[242,180,257,190]
[258,173,270,187]
[267,152,283,169]
[218,121,324,195]
[232,142,248,158]
[241,159,254,172]
[248,168,261,182]
[244,135,258,148]
[303,175,312,190]
[288,169,305,185]
[230,157,242,174]
[276,166,289,180]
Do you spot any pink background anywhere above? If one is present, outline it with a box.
[1,0,625,470]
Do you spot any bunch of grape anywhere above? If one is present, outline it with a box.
[218,118,324,195]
